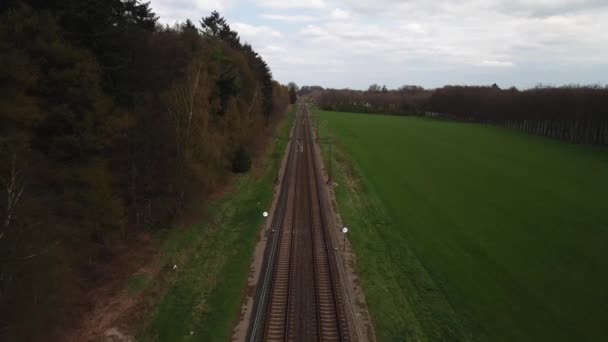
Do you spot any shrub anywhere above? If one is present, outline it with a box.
[231,146,251,173]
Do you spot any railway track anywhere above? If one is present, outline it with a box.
[248,103,351,342]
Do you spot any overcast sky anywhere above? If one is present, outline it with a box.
[150,0,608,89]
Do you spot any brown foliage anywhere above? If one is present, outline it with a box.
[312,84,608,144]
[428,85,608,144]
[314,87,431,115]
[0,5,289,340]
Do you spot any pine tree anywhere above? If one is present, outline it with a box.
[289,84,298,104]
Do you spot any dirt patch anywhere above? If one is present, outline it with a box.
[63,233,158,342]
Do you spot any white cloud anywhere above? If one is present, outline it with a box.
[330,8,351,20]
[496,0,608,17]
[233,22,282,37]
[254,0,326,10]
[480,60,515,68]
[191,0,231,11]
[260,45,288,54]
[232,22,282,49]
[400,23,425,35]
[151,0,234,24]
[148,0,608,88]
[262,14,317,22]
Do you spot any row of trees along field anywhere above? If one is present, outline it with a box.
[0,1,290,340]
[313,85,431,115]
[429,85,608,145]
[312,84,608,145]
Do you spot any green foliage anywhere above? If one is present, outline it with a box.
[320,111,608,341]
[200,11,240,48]
[231,146,252,173]
[289,84,298,104]
[127,274,152,296]
[200,12,274,118]
[0,3,290,340]
[140,107,295,341]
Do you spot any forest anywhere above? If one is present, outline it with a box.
[313,85,608,144]
[429,86,608,144]
[0,1,290,339]
[313,86,431,115]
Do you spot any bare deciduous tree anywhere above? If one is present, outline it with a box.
[1,147,27,236]
[163,60,210,209]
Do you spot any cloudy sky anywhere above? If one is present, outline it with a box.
[150,0,608,89]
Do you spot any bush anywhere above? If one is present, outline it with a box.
[231,146,251,173]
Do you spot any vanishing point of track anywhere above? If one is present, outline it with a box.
[248,103,351,342]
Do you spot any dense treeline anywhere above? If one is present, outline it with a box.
[313,84,608,144]
[0,1,289,340]
[299,85,325,96]
[313,87,431,115]
[429,86,608,144]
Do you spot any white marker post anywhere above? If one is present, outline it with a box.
[263,211,269,232]
[342,227,348,252]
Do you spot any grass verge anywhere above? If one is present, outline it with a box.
[137,107,295,341]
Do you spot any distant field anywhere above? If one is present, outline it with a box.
[318,111,608,341]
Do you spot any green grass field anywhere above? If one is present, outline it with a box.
[317,111,608,341]
[136,107,295,341]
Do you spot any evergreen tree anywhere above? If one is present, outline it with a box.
[289,84,298,104]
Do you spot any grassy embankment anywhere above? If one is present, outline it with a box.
[130,107,295,341]
[316,110,608,341]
